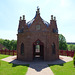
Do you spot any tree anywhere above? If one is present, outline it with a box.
[0,39,4,44]
[59,34,67,50]
[3,39,10,49]
[10,40,17,50]
[68,44,73,50]
[0,38,17,50]
[68,44,75,51]
[72,45,75,51]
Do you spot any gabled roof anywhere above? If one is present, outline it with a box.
[26,15,36,27]
[26,14,49,27]
[42,19,49,27]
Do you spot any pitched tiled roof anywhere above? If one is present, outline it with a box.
[26,15,49,27]
[42,19,49,27]
[27,18,35,27]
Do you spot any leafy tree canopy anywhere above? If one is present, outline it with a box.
[0,38,17,50]
[67,44,75,51]
[59,34,67,50]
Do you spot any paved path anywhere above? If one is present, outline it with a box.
[26,63,54,75]
[1,56,17,62]
[1,55,73,75]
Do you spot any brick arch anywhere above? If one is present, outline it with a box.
[33,39,44,60]
[33,39,44,45]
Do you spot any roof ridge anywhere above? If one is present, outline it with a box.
[42,18,49,27]
[26,14,36,27]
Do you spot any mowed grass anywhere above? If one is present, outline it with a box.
[0,54,10,59]
[0,54,29,75]
[49,61,75,75]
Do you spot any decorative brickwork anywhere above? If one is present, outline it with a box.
[17,7,59,61]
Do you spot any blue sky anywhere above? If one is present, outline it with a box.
[0,0,75,42]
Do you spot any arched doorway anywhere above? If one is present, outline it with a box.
[33,39,44,60]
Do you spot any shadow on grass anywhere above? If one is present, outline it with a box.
[12,64,29,67]
[48,63,64,67]
[9,58,66,72]
[9,62,29,67]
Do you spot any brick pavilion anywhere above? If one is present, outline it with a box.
[17,7,59,61]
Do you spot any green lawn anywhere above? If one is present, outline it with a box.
[0,54,10,59]
[49,61,75,75]
[0,54,29,75]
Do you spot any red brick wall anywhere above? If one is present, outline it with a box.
[17,10,59,61]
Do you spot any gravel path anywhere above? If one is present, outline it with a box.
[1,55,73,75]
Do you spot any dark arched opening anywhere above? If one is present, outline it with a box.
[33,39,44,60]
[52,43,56,54]
[21,43,24,55]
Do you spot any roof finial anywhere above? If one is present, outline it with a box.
[36,6,40,15]
[54,16,56,21]
[20,16,22,21]
[51,15,53,20]
[23,15,25,20]
[37,6,39,10]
